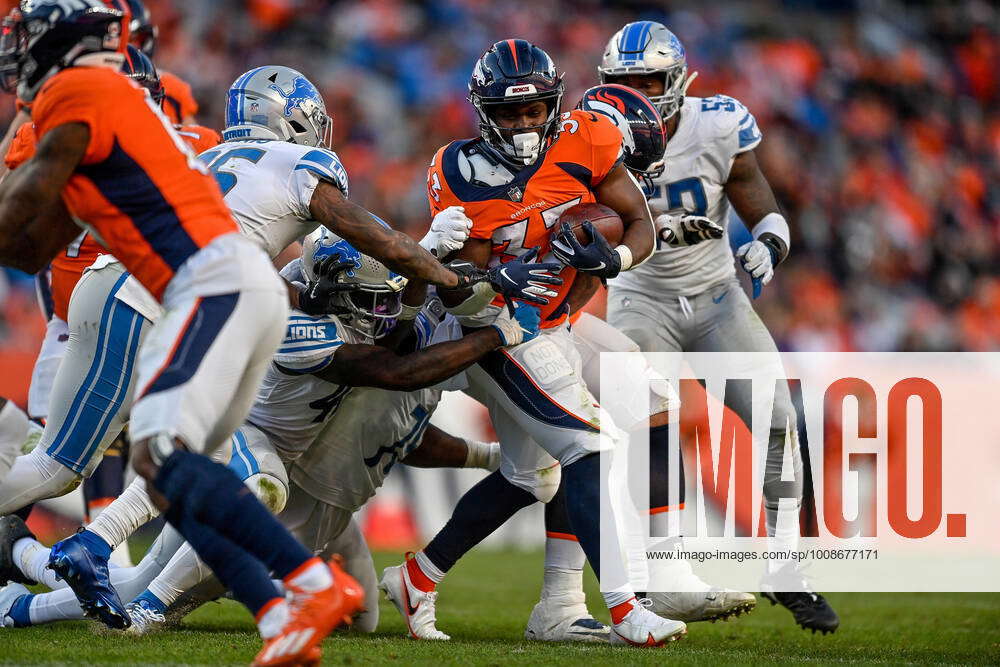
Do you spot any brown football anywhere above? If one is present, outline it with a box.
[554,202,624,246]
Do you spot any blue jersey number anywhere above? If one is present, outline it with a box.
[199,147,267,196]
[647,177,708,216]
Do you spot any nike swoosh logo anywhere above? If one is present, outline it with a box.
[500,267,512,285]
[401,574,420,616]
[590,261,606,270]
[712,290,728,303]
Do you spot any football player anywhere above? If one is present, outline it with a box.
[518,83,756,643]
[0,4,361,664]
[0,236,517,635]
[0,46,221,566]
[597,20,838,633]
[381,39,718,648]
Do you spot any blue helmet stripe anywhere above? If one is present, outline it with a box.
[228,67,264,127]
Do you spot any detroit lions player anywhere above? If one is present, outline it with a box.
[1,235,515,634]
[598,20,838,633]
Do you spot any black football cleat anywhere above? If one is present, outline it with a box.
[0,515,38,586]
[761,562,839,634]
[761,589,839,634]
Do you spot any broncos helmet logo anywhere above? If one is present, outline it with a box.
[268,75,321,117]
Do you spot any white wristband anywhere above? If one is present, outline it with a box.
[614,245,633,272]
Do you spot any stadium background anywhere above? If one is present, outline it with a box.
[0,0,996,547]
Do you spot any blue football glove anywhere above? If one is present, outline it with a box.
[550,221,621,279]
[485,247,563,307]
[491,303,541,346]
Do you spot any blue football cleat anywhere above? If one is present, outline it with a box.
[48,531,131,629]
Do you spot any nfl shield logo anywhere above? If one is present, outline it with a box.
[250,102,260,112]
[508,185,523,201]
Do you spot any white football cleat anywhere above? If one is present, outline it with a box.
[379,562,450,640]
[525,593,609,643]
[124,599,166,635]
[0,583,29,627]
[648,588,756,622]
[609,598,686,647]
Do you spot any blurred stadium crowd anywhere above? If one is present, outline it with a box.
[1,0,997,396]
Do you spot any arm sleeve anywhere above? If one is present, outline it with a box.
[32,71,117,164]
[273,313,345,374]
[583,112,625,186]
[288,148,350,219]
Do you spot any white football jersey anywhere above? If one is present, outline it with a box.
[610,94,761,296]
[288,312,465,512]
[247,307,363,460]
[198,140,349,259]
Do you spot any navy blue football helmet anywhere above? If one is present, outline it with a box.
[126,0,156,57]
[468,39,564,166]
[577,84,666,188]
[121,44,163,105]
[0,0,129,101]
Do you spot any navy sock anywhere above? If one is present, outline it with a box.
[154,451,312,579]
[562,453,628,590]
[543,482,573,535]
[164,502,280,615]
[424,470,535,573]
[646,423,684,537]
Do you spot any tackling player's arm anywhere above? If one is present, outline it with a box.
[0,122,88,273]
[724,149,790,288]
[309,181,463,288]
[401,425,473,468]
[313,326,504,392]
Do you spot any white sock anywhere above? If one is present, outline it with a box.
[146,542,213,607]
[463,439,500,471]
[87,477,159,548]
[12,537,64,590]
[257,599,289,639]
[0,448,81,516]
[602,587,635,610]
[0,399,29,477]
[541,536,586,600]
[413,551,446,584]
[28,587,88,625]
[87,503,134,568]
[284,557,332,592]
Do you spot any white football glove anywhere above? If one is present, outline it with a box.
[420,206,473,257]
[655,213,725,247]
[736,240,775,286]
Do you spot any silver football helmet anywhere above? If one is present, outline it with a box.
[223,65,332,147]
[302,227,407,340]
[598,21,698,120]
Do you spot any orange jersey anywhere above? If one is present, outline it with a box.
[31,67,237,301]
[6,117,222,319]
[160,70,198,124]
[427,110,623,327]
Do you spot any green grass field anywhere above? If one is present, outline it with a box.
[3,549,999,665]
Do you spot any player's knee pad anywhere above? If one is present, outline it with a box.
[243,472,288,514]
[502,462,561,503]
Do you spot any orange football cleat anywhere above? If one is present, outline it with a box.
[251,559,365,667]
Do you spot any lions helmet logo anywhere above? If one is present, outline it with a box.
[268,75,321,118]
